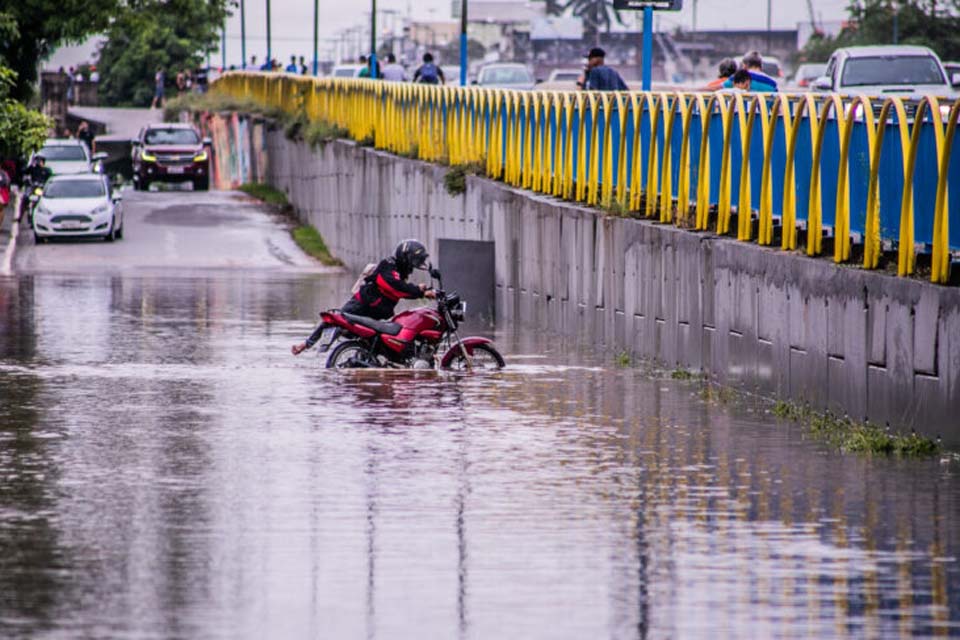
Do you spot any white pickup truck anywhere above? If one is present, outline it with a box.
[813,45,960,99]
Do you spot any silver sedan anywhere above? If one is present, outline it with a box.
[32,174,124,243]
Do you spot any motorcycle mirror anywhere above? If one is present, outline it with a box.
[429,267,442,281]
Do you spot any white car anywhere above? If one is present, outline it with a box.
[32,174,124,243]
[813,45,960,98]
[330,64,364,78]
[32,139,103,176]
[474,63,536,90]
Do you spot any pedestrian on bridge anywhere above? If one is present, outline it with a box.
[413,53,444,85]
[705,57,737,90]
[151,67,165,109]
[722,51,777,92]
[582,48,628,91]
[381,54,406,82]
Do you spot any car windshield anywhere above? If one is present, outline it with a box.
[479,67,532,84]
[144,128,200,145]
[44,180,105,199]
[552,72,579,81]
[40,145,87,161]
[334,68,357,77]
[841,55,945,87]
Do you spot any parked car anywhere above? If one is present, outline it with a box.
[131,123,211,191]
[538,68,583,90]
[760,56,785,81]
[441,65,462,85]
[31,173,123,243]
[792,62,827,89]
[331,64,364,78]
[474,63,537,90]
[32,139,105,176]
[812,45,960,98]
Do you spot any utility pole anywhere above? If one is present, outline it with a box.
[313,0,319,74]
[692,0,697,33]
[241,0,247,69]
[892,1,900,45]
[221,23,227,70]
[266,0,272,68]
[459,0,468,86]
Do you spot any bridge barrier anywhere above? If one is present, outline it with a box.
[212,73,960,284]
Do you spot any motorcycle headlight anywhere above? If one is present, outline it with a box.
[193,151,208,162]
[141,150,157,162]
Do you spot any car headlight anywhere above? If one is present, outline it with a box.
[35,205,52,218]
[92,204,111,216]
[141,150,157,162]
[193,151,208,162]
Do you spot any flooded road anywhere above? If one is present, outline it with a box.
[1,193,960,638]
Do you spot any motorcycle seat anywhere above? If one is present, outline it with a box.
[342,312,402,336]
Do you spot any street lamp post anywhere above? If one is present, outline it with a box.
[221,23,227,70]
[266,0,272,68]
[459,0,468,86]
[241,0,247,69]
[313,0,319,75]
[370,0,378,77]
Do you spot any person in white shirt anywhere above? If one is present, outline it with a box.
[381,53,406,82]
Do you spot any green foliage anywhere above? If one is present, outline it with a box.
[0,64,51,159]
[443,162,485,197]
[304,121,349,149]
[799,0,960,63]
[97,0,231,106]
[163,92,267,122]
[614,351,632,368]
[0,3,119,101]
[670,368,697,380]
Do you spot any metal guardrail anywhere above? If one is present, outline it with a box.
[213,72,960,284]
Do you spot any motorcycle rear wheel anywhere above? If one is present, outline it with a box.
[443,343,505,371]
[326,340,377,369]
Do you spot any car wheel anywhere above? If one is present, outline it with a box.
[194,177,209,191]
[116,224,124,240]
[33,232,43,244]
[105,220,116,242]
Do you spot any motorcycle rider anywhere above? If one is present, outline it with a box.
[25,154,52,186]
[291,239,436,355]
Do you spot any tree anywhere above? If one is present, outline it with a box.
[0,2,120,102]
[0,13,51,160]
[96,0,230,107]
[799,0,960,63]
[562,0,625,45]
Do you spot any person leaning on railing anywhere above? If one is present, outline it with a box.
[580,47,628,91]
[705,57,737,91]
[722,51,778,92]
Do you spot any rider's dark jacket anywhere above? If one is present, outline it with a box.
[344,257,424,320]
[305,258,424,347]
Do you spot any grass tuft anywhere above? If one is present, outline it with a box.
[670,368,697,380]
[771,400,939,456]
[443,162,486,197]
[237,182,289,207]
[614,351,632,368]
[292,225,343,267]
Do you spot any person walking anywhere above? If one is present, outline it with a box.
[285,55,298,73]
[76,121,95,154]
[151,67,165,109]
[413,53,444,85]
[582,47,628,91]
[381,53,406,82]
[298,56,308,75]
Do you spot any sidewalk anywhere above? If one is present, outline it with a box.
[0,190,21,274]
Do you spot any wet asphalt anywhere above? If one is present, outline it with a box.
[1,188,959,638]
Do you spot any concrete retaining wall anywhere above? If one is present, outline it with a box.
[215,116,960,442]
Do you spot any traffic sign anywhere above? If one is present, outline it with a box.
[612,0,682,10]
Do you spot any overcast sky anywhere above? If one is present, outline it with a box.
[217,0,851,66]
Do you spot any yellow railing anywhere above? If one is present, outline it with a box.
[213,72,960,284]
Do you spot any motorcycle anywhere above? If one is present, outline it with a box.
[316,266,505,370]
[18,179,44,224]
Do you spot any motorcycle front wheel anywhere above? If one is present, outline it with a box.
[443,343,505,371]
[326,340,377,369]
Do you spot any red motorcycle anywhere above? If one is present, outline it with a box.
[317,267,504,370]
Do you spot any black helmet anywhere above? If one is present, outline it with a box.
[394,239,429,275]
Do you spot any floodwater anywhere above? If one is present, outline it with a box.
[1,270,959,639]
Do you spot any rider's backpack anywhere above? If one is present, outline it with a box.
[351,263,378,294]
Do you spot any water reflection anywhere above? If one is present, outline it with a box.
[0,272,957,638]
